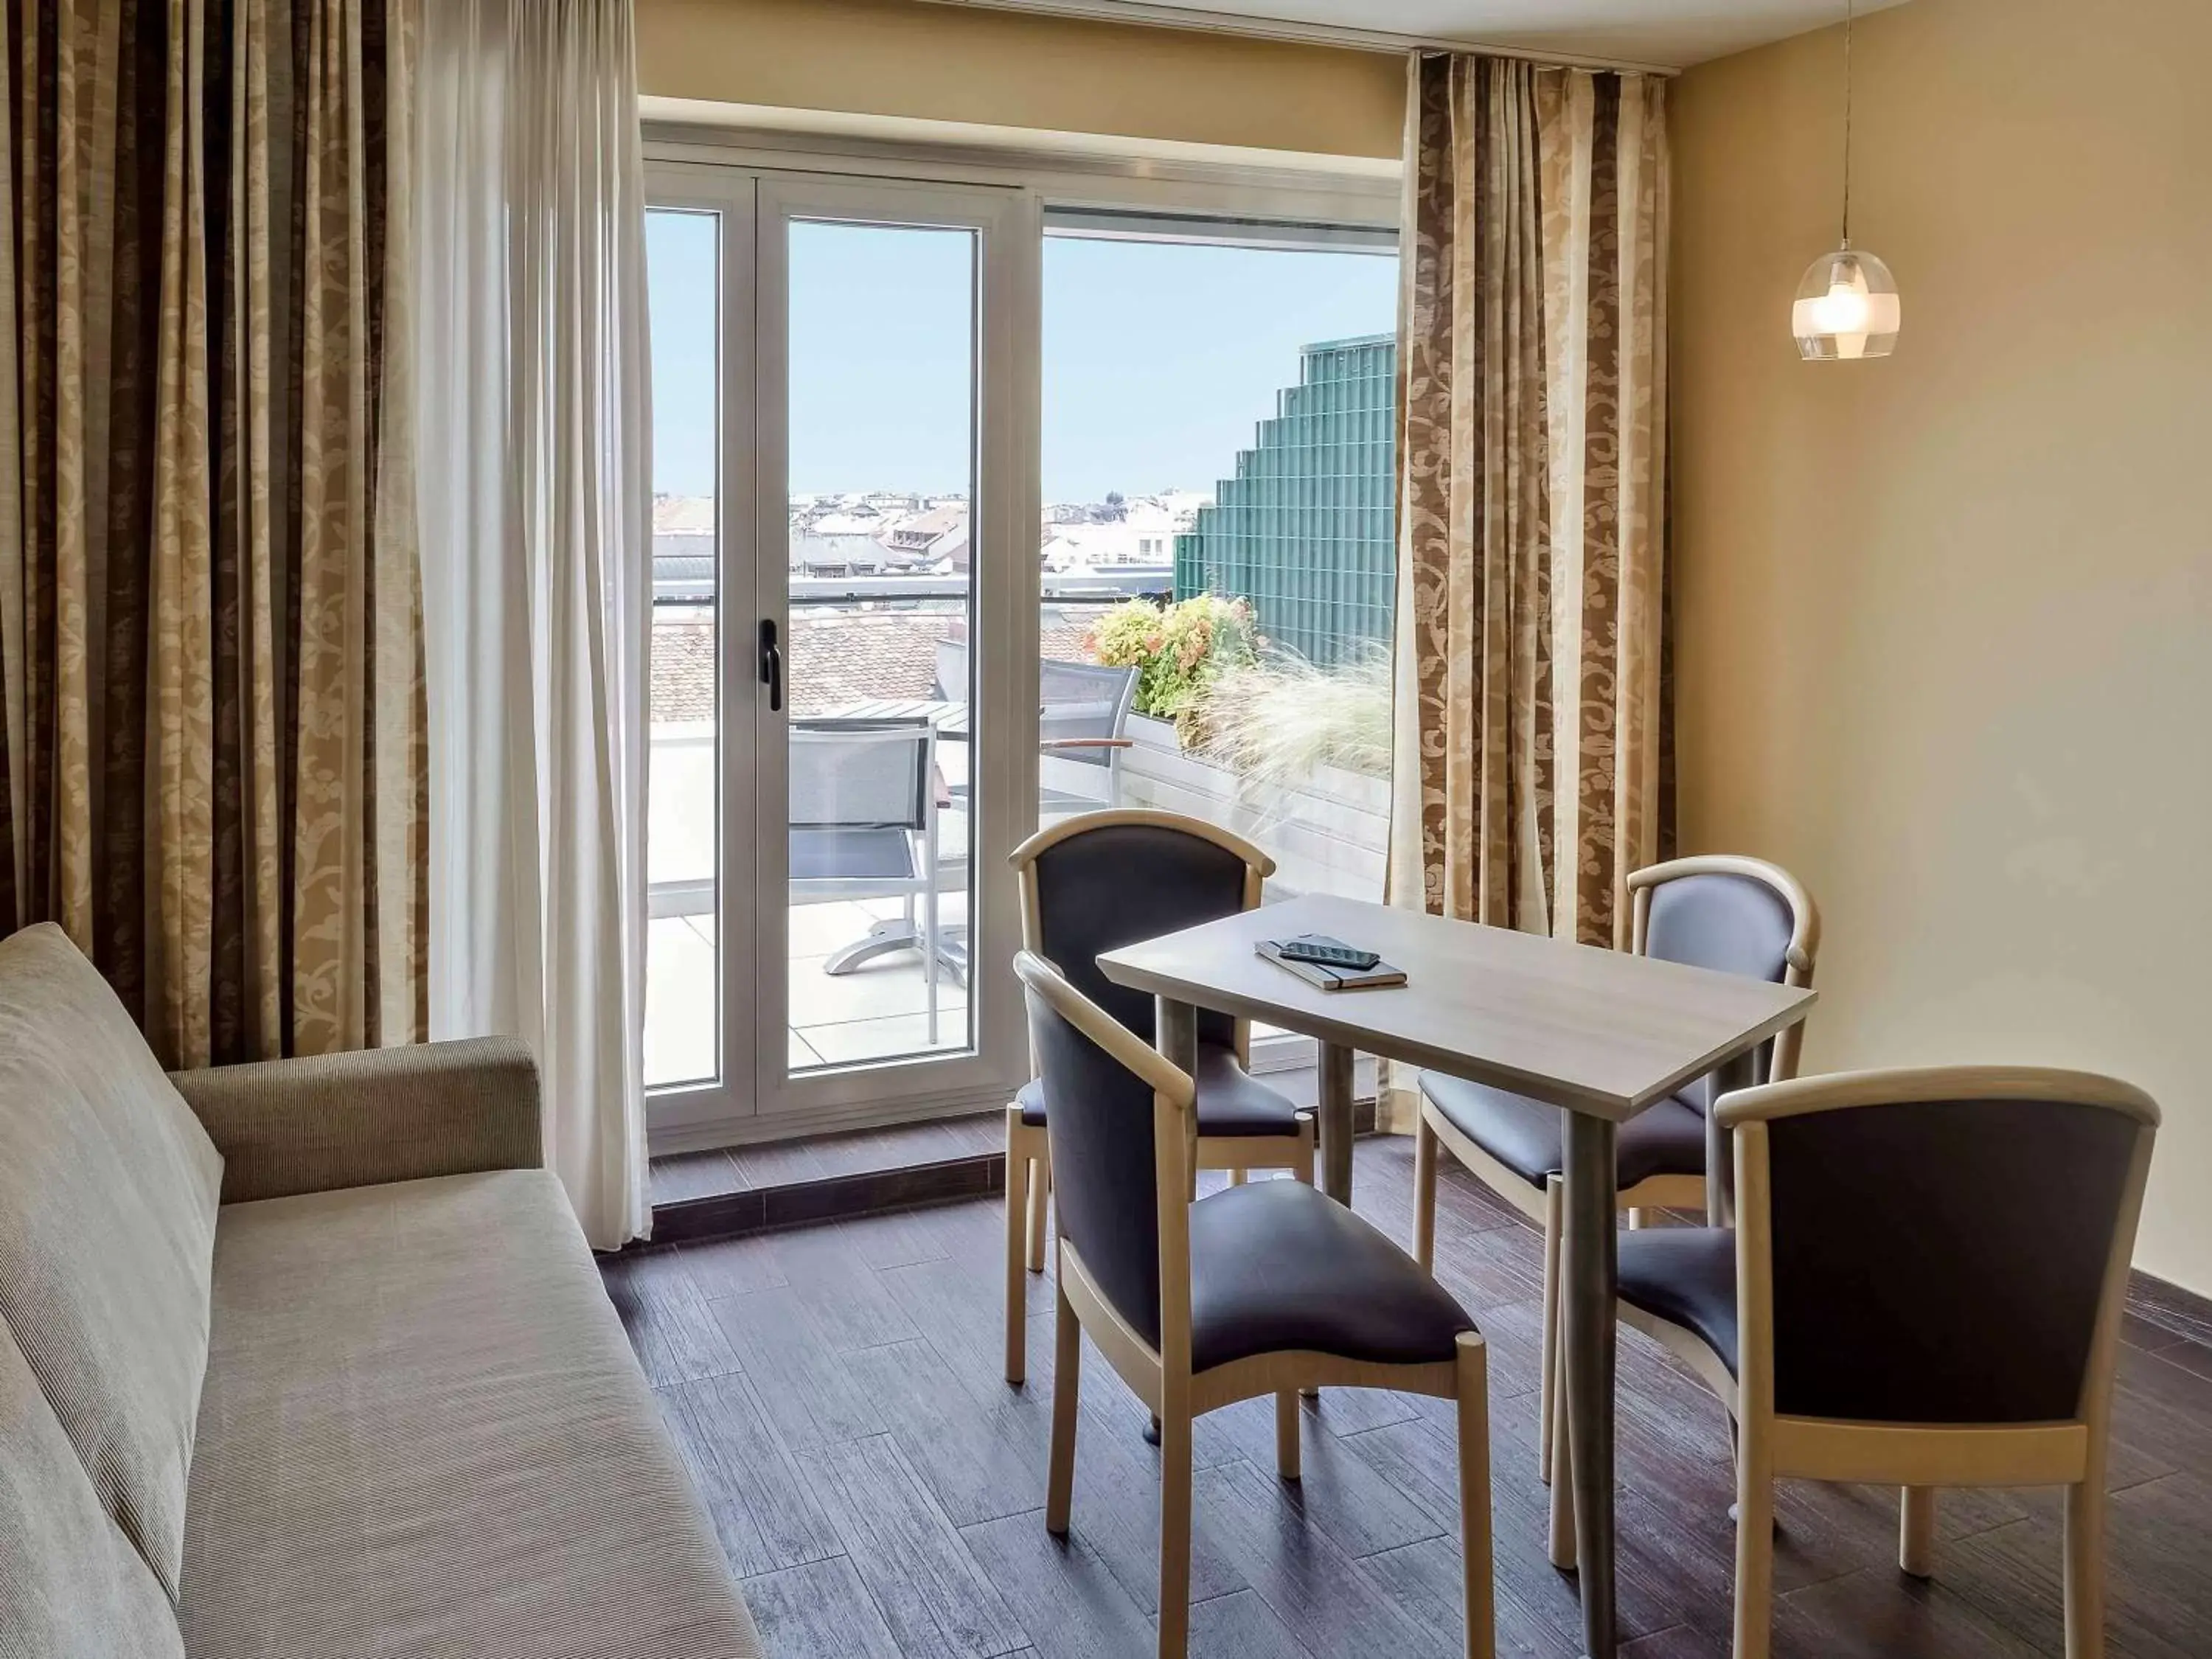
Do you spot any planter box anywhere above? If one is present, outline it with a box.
[1119,714,1388,902]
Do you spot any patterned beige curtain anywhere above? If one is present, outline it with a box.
[1390,51,1672,953]
[0,0,425,1068]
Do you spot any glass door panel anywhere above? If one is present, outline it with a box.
[781,220,977,1074]
[748,173,1033,1127]
[643,205,725,1092]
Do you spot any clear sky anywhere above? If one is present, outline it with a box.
[1040,236,1396,502]
[646,209,1398,506]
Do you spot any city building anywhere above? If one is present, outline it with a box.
[1039,493,1201,577]
[1173,333,1395,667]
[877,503,970,570]
[651,493,715,604]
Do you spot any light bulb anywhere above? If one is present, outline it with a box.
[1809,276,1870,335]
[1792,248,1901,361]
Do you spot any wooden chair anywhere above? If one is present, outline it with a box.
[1004,810,1315,1385]
[1411,854,1819,1484]
[1013,950,1495,1659]
[1610,1066,2158,1659]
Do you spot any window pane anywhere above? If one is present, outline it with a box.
[1041,232,1398,906]
[783,220,977,1074]
[644,208,721,1091]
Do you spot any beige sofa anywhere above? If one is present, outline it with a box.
[0,923,762,1659]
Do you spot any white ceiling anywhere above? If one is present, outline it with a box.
[941,0,1910,70]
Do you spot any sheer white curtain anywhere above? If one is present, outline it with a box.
[415,0,653,1249]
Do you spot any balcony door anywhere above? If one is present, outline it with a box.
[644,166,1036,1145]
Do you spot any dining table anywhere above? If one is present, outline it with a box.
[1096,891,1816,1659]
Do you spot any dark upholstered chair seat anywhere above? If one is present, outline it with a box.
[1419,1073,1708,1191]
[1187,1180,1476,1374]
[1020,1043,1299,1138]
[1617,1226,1739,1378]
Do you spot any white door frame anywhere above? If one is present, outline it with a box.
[644,161,1040,1152]
[751,172,1037,1128]
[641,133,1403,1150]
[641,164,759,1145]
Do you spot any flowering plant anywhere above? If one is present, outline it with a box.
[1084,595,1259,740]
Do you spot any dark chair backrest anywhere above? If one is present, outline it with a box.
[1644,870,1799,1111]
[789,719,931,832]
[1027,820,1248,1051]
[1020,970,1167,1347]
[1645,872,1795,983]
[1762,1094,2143,1425]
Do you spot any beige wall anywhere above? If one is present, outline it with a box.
[636,0,1405,159]
[1673,0,2212,1290]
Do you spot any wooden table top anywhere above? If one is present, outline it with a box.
[1096,893,1817,1122]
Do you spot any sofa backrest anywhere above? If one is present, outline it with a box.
[0,922,224,1609]
[0,1319,186,1657]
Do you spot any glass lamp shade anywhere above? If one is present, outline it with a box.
[1792,248,1902,361]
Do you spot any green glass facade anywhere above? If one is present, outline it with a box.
[1173,333,1394,667]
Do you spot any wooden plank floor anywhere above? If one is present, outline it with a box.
[603,1137,2212,1658]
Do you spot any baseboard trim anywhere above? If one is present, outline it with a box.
[644,1152,1005,1247]
[2129,1268,2212,1350]
[641,1095,1364,1251]
[649,1091,1015,1158]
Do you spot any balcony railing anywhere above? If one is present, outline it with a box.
[643,591,1388,1091]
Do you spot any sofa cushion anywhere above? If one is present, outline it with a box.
[0,922,223,1602]
[1,1321,186,1659]
[180,1169,762,1659]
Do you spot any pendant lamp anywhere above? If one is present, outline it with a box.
[1793,0,1900,361]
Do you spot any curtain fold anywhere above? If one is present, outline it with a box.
[0,0,425,1068]
[417,0,651,1251]
[1389,51,1672,957]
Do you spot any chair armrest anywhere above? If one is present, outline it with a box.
[168,1037,543,1203]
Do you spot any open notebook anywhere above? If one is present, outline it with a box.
[1256,933,1408,992]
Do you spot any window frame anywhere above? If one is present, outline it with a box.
[641,119,1402,1136]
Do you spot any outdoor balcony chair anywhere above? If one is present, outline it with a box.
[789,717,944,1046]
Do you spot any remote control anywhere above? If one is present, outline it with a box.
[1277,936,1382,972]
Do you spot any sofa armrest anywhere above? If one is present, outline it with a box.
[168,1037,543,1203]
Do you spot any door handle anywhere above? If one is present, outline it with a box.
[758,618,783,713]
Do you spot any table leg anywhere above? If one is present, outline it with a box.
[1317,1040,1356,1206]
[1705,1049,1760,1226]
[1157,995,1199,1085]
[1562,1110,1619,1659]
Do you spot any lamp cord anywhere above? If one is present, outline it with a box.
[1841,0,1854,249]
